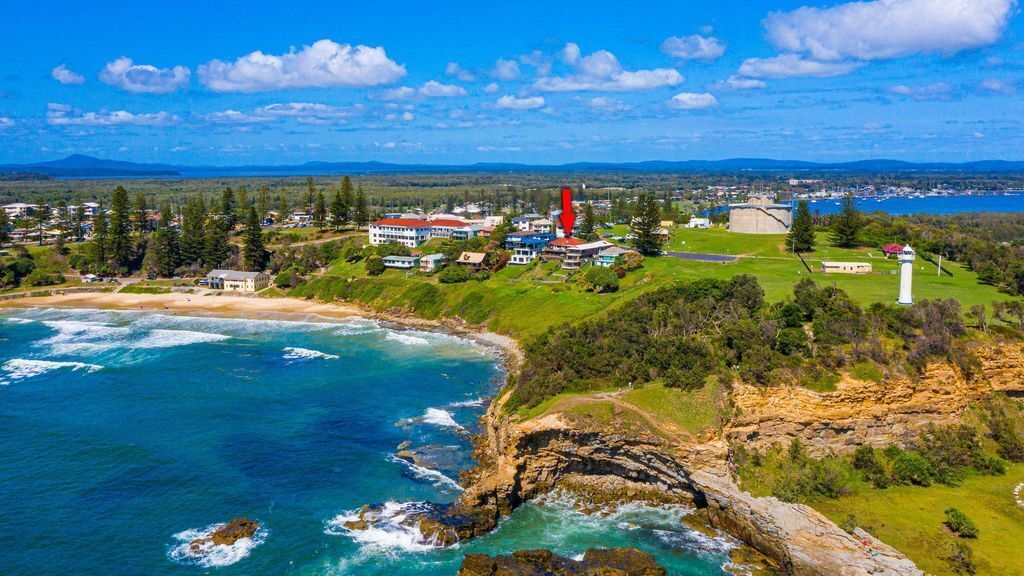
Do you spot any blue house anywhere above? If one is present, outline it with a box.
[505,232,556,265]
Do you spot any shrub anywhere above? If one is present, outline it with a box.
[274,268,296,288]
[944,508,979,538]
[945,540,977,575]
[364,255,385,276]
[621,251,645,271]
[438,265,471,284]
[584,266,619,293]
[891,451,932,486]
[810,456,852,499]
[852,445,878,472]
[24,269,64,287]
[838,514,858,534]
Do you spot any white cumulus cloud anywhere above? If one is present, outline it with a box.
[491,58,521,81]
[586,96,631,112]
[47,103,179,126]
[418,80,467,97]
[495,94,545,110]
[198,39,406,92]
[667,92,718,110]
[99,57,190,93]
[51,64,85,85]
[888,82,954,100]
[712,75,767,90]
[661,35,726,60]
[445,62,475,82]
[535,43,683,92]
[980,78,1015,93]
[764,0,1016,62]
[737,54,863,79]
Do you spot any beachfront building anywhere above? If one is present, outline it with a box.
[206,270,271,292]
[505,232,556,265]
[382,255,421,270]
[820,261,872,274]
[420,254,447,272]
[728,195,793,234]
[368,217,474,248]
[593,246,635,267]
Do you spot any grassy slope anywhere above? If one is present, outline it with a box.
[295,226,1013,340]
[812,465,1024,576]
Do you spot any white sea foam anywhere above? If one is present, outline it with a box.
[448,397,485,408]
[283,347,339,360]
[385,332,432,346]
[37,320,229,355]
[1,317,34,324]
[2,358,103,381]
[652,527,735,555]
[167,522,267,568]
[388,454,463,492]
[422,408,465,431]
[324,501,446,553]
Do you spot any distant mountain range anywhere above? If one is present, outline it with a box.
[4,154,1024,178]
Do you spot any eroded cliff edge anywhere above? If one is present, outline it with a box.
[353,342,1024,575]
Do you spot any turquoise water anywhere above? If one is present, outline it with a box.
[0,309,732,575]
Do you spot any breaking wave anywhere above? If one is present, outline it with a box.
[2,358,103,381]
[388,454,463,492]
[167,522,267,568]
[421,408,465,431]
[385,332,432,346]
[38,320,229,355]
[324,501,446,553]
[283,347,339,360]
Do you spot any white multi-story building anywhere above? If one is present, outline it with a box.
[368,217,473,248]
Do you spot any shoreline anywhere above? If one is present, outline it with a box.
[0,289,524,365]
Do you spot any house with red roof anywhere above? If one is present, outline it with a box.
[882,243,904,257]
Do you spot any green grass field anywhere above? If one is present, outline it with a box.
[623,379,724,437]
[812,465,1024,576]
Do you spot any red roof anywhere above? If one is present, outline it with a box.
[882,243,904,252]
[371,218,432,228]
[427,218,471,228]
[549,237,586,246]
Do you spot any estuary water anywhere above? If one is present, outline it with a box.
[0,309,733,575]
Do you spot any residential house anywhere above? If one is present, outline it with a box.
[882,244,904,257]
[685,217,711,229]
[561,240,614,270]
[593,246,636,267]
[206,270,271,292]
[456,251,486,270]
[512,213,543,232]
[530,218,554,234]
[420,253,447,272]
[505,232,555,265]
[382,255,421,270]
[820,261,872,274]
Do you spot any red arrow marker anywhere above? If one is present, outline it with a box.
[559,187,575,237]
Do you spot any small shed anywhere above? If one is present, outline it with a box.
[456,251,487,269]
[821,261,872,275]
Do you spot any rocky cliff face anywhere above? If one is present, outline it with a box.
[458,547,667,576]
[727,343,1024,457]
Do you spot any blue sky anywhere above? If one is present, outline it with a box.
[1,0,1022,165]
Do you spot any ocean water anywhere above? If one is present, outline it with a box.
[806,193,1024,215]
[0,309,732,575]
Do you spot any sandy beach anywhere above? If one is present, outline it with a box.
[0,289,524,363]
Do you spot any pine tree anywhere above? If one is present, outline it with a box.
[277,194,289,221]
[0,208,9,247]
[220,187,237,229]
[831,192,862,248]
[72,205,86,241]
[314,191,327,230]
[330,181,350,231]
[179,196,206,266]
[256,185,270,221]
[630,194,664,255]
[580,203,596,236]
[304,177,316,214]
[787,200,816,253]
[132,192,148,233]
[32,197,50,246]
[92,200,108,265]
[108,186,132,268]
[203,217,230,269]
[354,186,368,230]
[241,207,267,272]
[151,205,180,276]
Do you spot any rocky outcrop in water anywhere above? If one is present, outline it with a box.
[458,548,667,576]
[188,518,259,553]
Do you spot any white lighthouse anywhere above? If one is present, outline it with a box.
[897,245,916,306]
